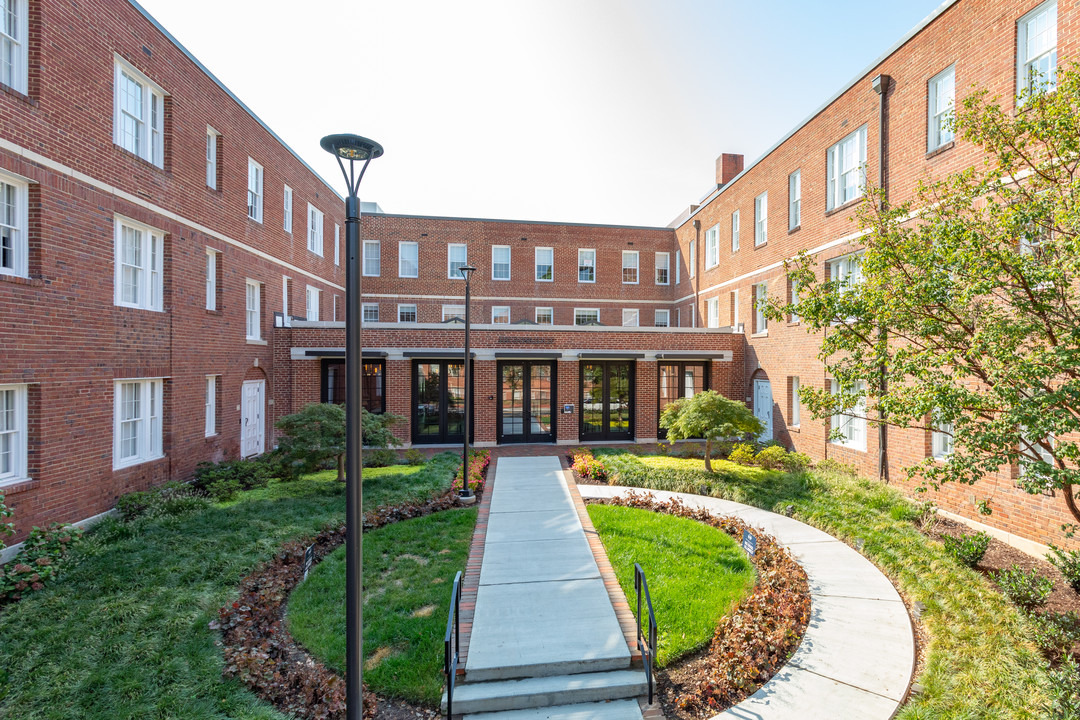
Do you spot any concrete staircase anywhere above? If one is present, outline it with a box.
[444,669,647,717]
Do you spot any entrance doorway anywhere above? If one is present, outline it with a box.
[753,377,773,442]
[412,361,470,444]
[580,361,634,441]
[497,361,556,444]
[241,379,265,457]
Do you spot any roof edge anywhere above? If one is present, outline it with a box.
[367,212,673,232]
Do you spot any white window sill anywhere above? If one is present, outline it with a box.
[751,331,769,338]
[0,475,32,489]
[113,453,165,471]
[115,302,164,313]
[829,440,866,452]
[247,338,268,345]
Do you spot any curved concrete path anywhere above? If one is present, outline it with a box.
[577,485,916,720]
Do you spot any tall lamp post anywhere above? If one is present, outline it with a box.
[459,264,477,498]
[319,133,383,720]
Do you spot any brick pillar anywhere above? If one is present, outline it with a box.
[635,359,657,443]
[557,359,579,444]
[387,358,412,445]
[473,359,497,446]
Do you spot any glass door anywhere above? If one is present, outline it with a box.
[497,361,556,443]
[412,360,470,444]
[658,362,708,438]
[579,361,634,441]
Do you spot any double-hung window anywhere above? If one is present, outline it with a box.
[536,307,553,325]
[491,306,510,324]
[205,248,218,311]
[113,378,163,469]
[0,0,28,94]
[307,204,323,255]
[574,308,599,326]
[535,247,553,281]
[245,279,261,340]
[206,129,219,190]
[622,308,639,327]
[654,309,670,327]
[655,252,670,285]
[754,281,768,333]
[0,174,28,278]
[0,384,27,484]
[205,376,217,437]
[114,217,163,311]
[578,249,595,282]
[788,276,800,323]
[731,211,740,253]
[447,243,467,279]
[442,305,465,322]
[707,297,719,328]
[363,240,380,276]
[398,304,417,323]
[492,245,510,280]
[705,224,720,267]
[247,159,263,221]
[830,379,867,451]
[754,192,768,246]
[114,59,165,167]
[788,170,801,230]
[306,285,320,321]
[334,225,340,265]
[827,126,867,210]
[675,250,681,285]
[928,66,955,150]
[1018,1,1057,97]
[931,418,954,459]
[399,241,418,277]
[622,251,639,284]
[362,302,379,323]
[283,186,293,232]
[688,240,695,278]
[828,252,864,293]
[790,377,801,427]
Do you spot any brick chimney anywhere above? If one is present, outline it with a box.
[716,153,744,187]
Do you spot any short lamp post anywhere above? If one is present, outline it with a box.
[319,133,383,720]
[459,264,477,499]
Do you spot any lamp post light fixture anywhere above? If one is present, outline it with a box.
[458,264,477,500]
[319,133,383,720]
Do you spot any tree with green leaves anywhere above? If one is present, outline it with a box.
[660,390,763,472]
[273,403,403,481]
[772,65,1080,530]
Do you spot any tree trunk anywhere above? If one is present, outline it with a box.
[337,453,345,483]
[1065,483,1080,525]
[704,439,713,473]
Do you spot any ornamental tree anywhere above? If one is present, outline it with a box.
[660,390,763,472]
[274,403,403,481]
[771,65,1080,529]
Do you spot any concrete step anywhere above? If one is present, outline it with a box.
[462,699,644,720]
[443,669,647,715]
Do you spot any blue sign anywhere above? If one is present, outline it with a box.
[741,529,757,557]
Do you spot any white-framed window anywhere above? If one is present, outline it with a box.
[655,252,670,285]
[283,185,292,233]
[114,59,165,167]
[578,249,596,283]
[307,204,323,255]
[754,281,768,333]
[448,243,467,279]
[205,248,218,311]
[789,276,800,323]
[535,247,554,281]
[442,304,465,322]
[754,192,768,246]
[113,378,163,469]
[245,279,261,340]
[574,308,599,326]
[705,224,720,267]
[730,288,740,327]
[0,0,28,95]
[790,376,801,427]
[827,126,867,210]
[932,419,953,459]
[654,309,670,327]
[675,250,681,285]
[688,240,696,277]
[306,285,320,321]
[334,225,340,266]
[332,294,339,321]
[399,241,418,278]
[491,306,510,324]
[622,308,639,327]
[707,297,719,328]
[0,174,29,279]
[622,250,639,284]
[398,304,417,323]
[789,170,801,230]
[928,65,955,150]
[731,211,740,253]
[1020,430,1056,479]
[0,384,28,484]
[114,216,163,312]
[492,245,511,280]
[1018,1,1057,97]
[830,379,867,451]
[247,158,263,222]
[362,302,379,323]
[363,240,380,276]
[828,252,864,293]
[282,276,291,326]
[536,307,553,325]
[206,128,219,190]
[204,375,217,438]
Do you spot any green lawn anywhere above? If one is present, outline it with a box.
[586,504,755,666]
[288,508,476,704]
[0,454,461,719]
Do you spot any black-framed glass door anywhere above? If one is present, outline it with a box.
[412,360,471,444]
[580,361,634,441]
[497,361,556,444]
[658,362,708,438]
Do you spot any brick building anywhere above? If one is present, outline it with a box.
[1,0,1075,553]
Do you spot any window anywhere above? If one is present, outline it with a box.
[655,252,670,285]
[731,211,740,253]
[205,248,218,311]
[333,294,339,321]
[535,247,553,281]
[114,60,165,167]
[399,241,418,278]
[0,0,27,94]
[830,379,867,451]
[705,224,720,267]
[688,240,696,277]
[282,277,291,326]
[622,308,639,327]
[334,225,340,266]
[928,66,955,150]
[247,159,263,221]
[491,306,510,324]
[362,302,379,323]
[114,217,163,312]
[654,309,670,327]
[789,276,800,323]
[442,305,465,322]
[790,376,801,426]
[675,250,681,285]
[307,204,323,255]
[622,251,639,284]
[113,378,163,469]
[206,129,219,190]
[789,170,801,230]
[0,174,28,278]
[306,286,320,321]
[828,252,864,293]
[754,282,768,333]
[245,279,261,340]
[492,245,511,280]
[1018,1,1057,97]
[754,192,768,246]
[730,288,740,327]
[536,307,553,325]
[398,304,417,323]
[578,249,595,283]
[447,243,467,279]
[932,419,953,459]
[363,240,380,276]
[707,297,719,328]
[204,376,217,437]
[574,308,599,325]
[827,126,867,210]
[323,360,385,413]
[283,185,292,232]
[1020,431,1056,481]
[0,384,27,484]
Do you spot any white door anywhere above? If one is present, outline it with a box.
[241,380,265,457]
[754,379,773,442]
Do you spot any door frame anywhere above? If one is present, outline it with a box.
[753,377,773,442]
[496,360,557,444]
[578,360,635,442]
[656,361,710,438]
[410,359,474,445]
[241,379,265,458]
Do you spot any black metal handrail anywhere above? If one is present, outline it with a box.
[443,570,463,717]
[634,562,657,705]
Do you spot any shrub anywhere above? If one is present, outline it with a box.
[728,443,757,466]
[455,449,491,494]
[570,448,609,483]
[116,482,210,522]
[1048,655,1080,719]
[193,459,272,500]
[990,565,1054,610]
[0,492,13,551]
[942,531,991,568]
[913,500,940,534]
[364,449,399,468]
[404,448,426,466]
[675,443,703,459]
[1027,610,1080,658]
[781,452,812,473]
[815,458,858,476]
[0,523,82,603]
[1047,544,1080,592]
[755,445,788,470]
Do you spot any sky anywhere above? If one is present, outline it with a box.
[135,0,948,227]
